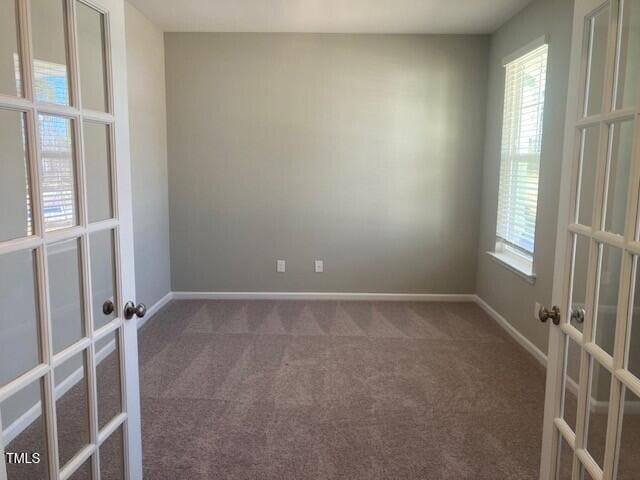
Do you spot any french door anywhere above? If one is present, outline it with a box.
[0,0,143,479]
[539,0,640,479]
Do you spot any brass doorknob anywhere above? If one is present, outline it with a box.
[539,305,561,325]
[124,301,146,320]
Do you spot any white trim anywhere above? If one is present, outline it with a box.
[7,289,637,449]
[475,293,640,418]
[172,291,477,302]
[487,250,537,284]
[2,290,171,445]
[474,295,547,367]
[2,338,115,445]
[564,375,640,415]
[137,291,173,329]
[502,34,549,66]
[475,295,640,417]
[3,400,44,447]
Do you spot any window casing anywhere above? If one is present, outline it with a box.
[493,42,549,278]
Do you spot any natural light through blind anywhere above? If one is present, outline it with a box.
[496,44,548,261]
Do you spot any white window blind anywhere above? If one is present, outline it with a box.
[15,57,76,233]
[496,44,548,260]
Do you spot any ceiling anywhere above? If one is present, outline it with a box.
[127,0,534,34]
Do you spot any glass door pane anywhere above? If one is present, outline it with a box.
[557,433,575,479]
[615,387,640,478]
[603,121,634,235]
[584,360,612,468]
[576,126,600,227]
[99,425,125,480]
[48,238,85,354]
[0,0,22,97]
[89,229,117,330]
[593,244,622,356]
[614,0,640,110]
[585,5,611,116]
[38,114,78,232]
[66,458,92,480]
[0,249,41,386]
[76,1,108,112]
[569,234,591,333]
[54,350,91,469]
[83,121,113,222]
[628,259,640,381]
[0,109,32,242]
[562,337,582,432]
[95,329,122,430]
[1,379,50,480]
[30,0,70,105]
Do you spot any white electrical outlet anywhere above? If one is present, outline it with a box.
[315,260,323,273]
[534,302,541,320]
[277,260,286,273]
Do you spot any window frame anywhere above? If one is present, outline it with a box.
[490,35,550,282]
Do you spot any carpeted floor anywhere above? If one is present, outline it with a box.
[9,299,638,479]
[136,300,548,479]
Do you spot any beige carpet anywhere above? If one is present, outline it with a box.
[137,300,547,479]
[14,300,638,479]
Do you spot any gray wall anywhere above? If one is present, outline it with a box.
[165,33,489,293]
[476,0,574,354]
[125,2,171,307]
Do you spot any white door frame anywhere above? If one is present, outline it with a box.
[540,0,640,478]
[107,0,143,477]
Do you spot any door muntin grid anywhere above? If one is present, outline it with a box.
[0,1,129,479]
[551,0,640,479]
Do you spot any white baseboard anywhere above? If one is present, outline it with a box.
[591,400,640,415]
[3,291,174,445]
[565,376,640,415]
[473,294,548,367]
[5,289,635,445]
[137,291,174,329]
[475,295,640,415]
[3,339,117,444]
[172,291,477,302]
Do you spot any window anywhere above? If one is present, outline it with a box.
[493,41,548,279]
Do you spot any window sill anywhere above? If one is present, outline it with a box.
[486,251,536,285]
